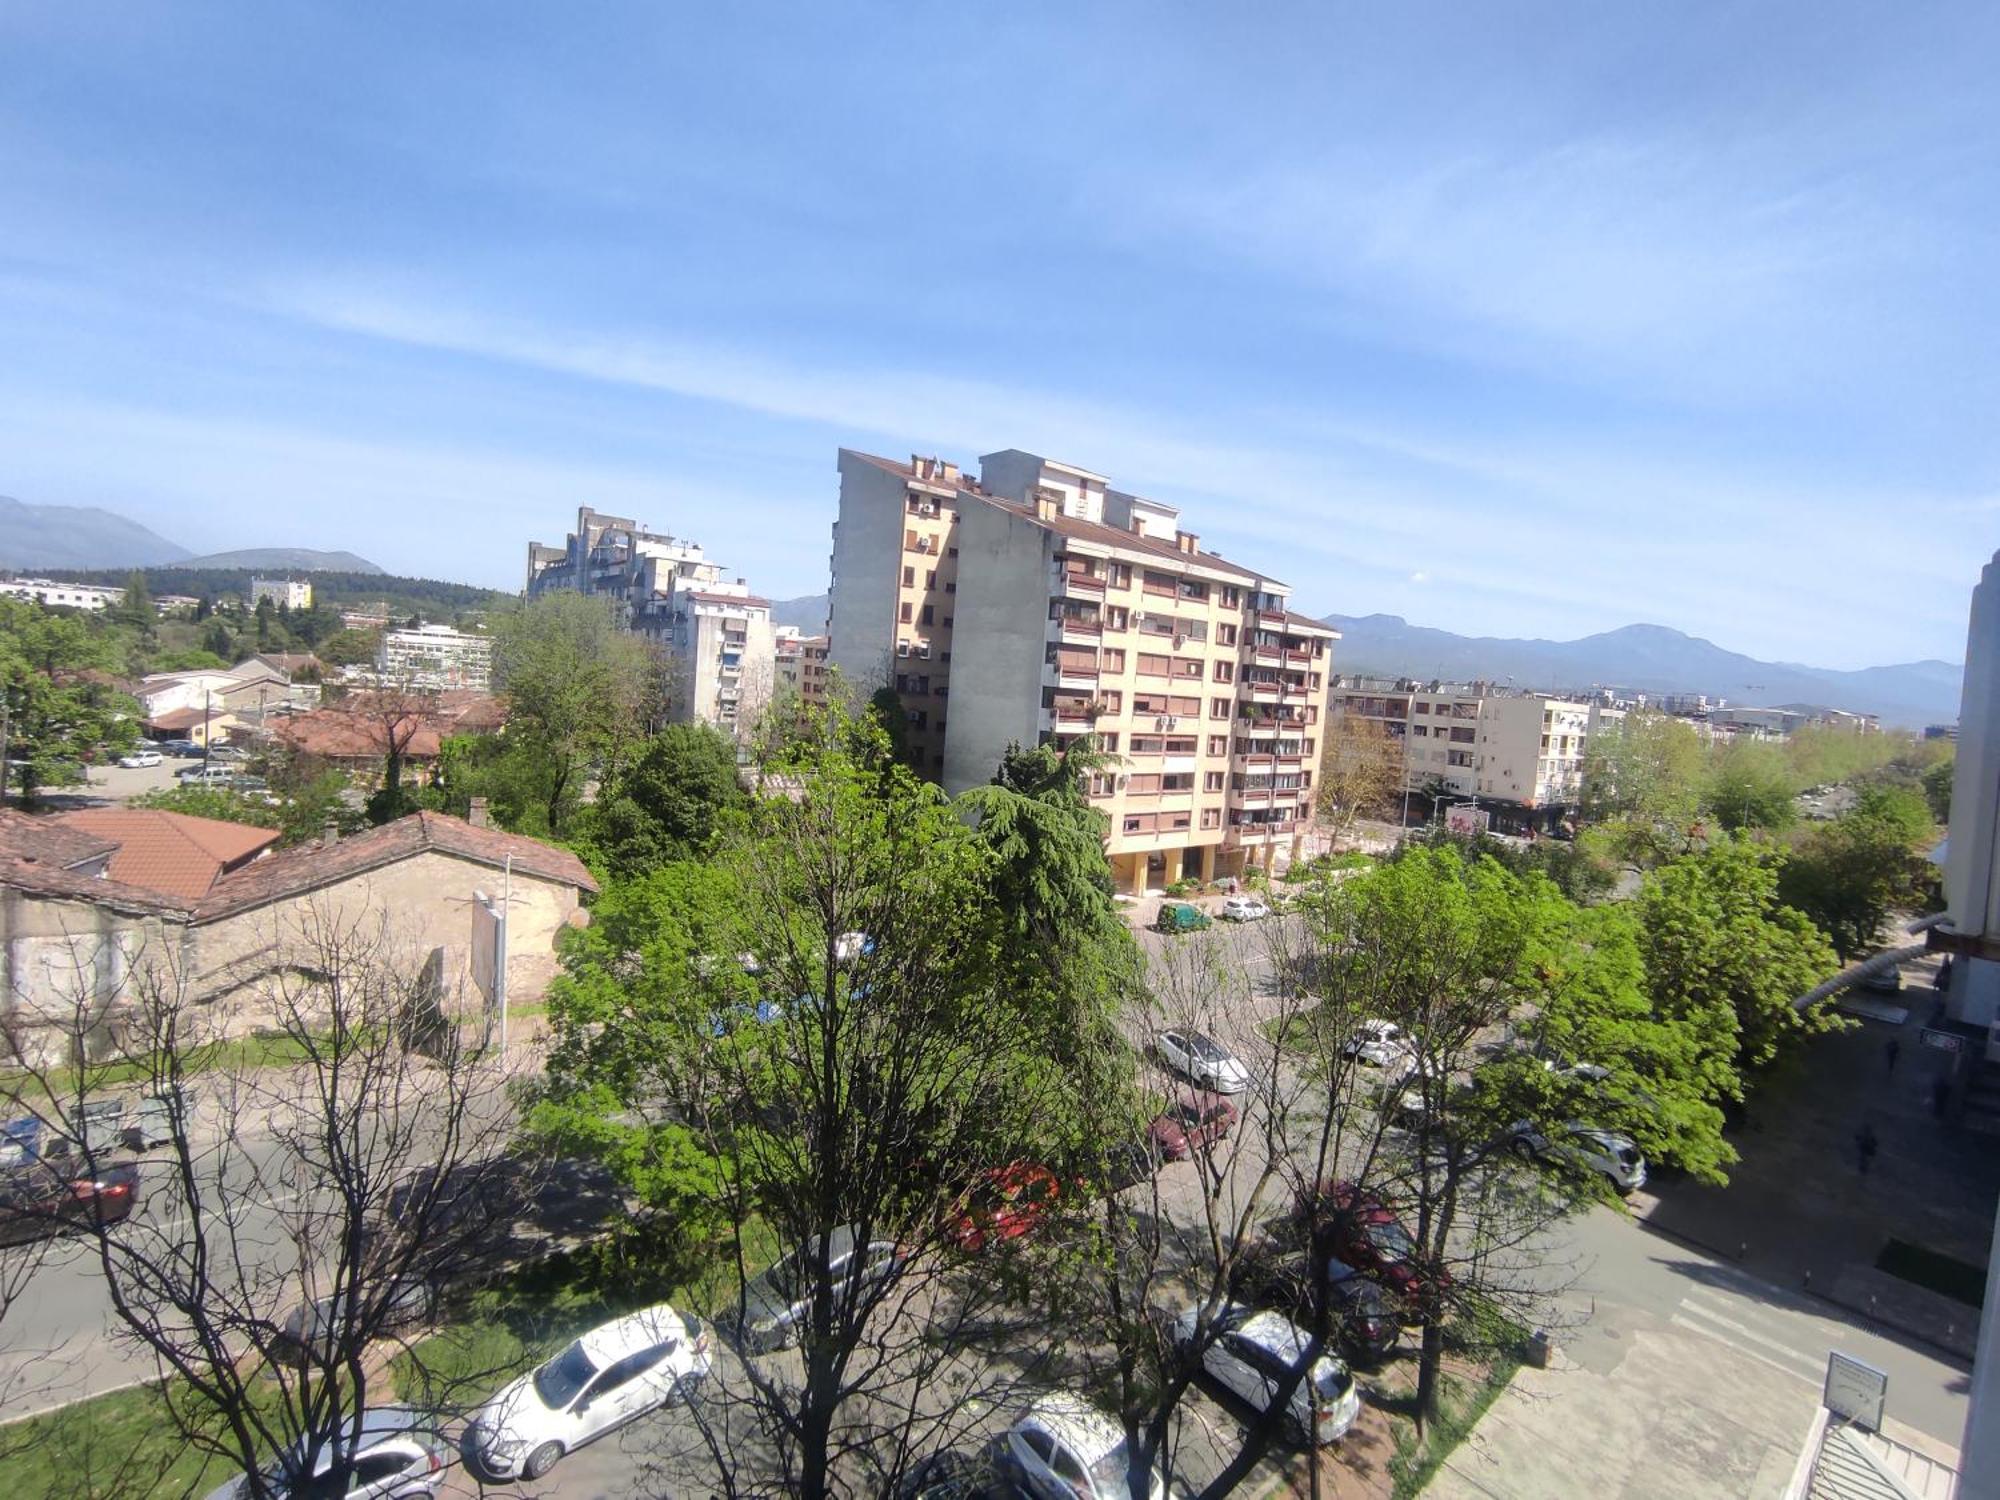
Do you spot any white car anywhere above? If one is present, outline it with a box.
[463,1304,711,1481]
[1509,1121,1648,1194]
[205,1407,449,1500]
[1343,1018,1412,1069]
[118,750,164,769]
[1171,1302,1362,1445]
[1154,1029,1251,1094]
[998,1393,1164,1500]
[1219,895,1271,922]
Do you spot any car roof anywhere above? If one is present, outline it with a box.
[578,1303,685,1364]
[1021,1393,1123,1463]
[1228,1308,1319,1365]
[281,1407,436,1473]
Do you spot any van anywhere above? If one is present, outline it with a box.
[176,764,237,786]
[1154,902,1212,934]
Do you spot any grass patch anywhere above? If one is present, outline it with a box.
[1385,1351,1524,1500]
[0,1375,276,1498]
[1260,1008,1326,1059]
[1878,1238,1987,1308]
[0,1031,330,1110]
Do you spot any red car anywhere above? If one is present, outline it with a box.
[0,1160,139,1247]
[1146,1092,1239,1161]
[946,1163,1061,1252]
[1294,1180,1450,1310]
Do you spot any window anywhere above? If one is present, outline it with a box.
[1161,772,1194,792]
[1123,815,1143,833]
[899,602,913,624]
[1217,623,1237,646]
[1204,770,1224,791]
[1178,659,1202,678]
[1101,648,1126,671]
[925,568,936,588]
[1099,732,1119,751]
[1221,586,1240,607]
[1213,660,1233,682]
[1210,697,1230,719]
[1207,735,1227,756]
[920,605,934,625]
[1201,807,1221,829]
[1414,702,1429,714]
[349,1454,412,1488]
[1108,562,1132,588]
[1168,812,1191,830]
[902,565,915,587]
[1137,652,1172,675]
[904,529,919,549]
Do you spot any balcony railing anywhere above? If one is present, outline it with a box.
[1062,570,1106,593]
[1057,617,1104,636]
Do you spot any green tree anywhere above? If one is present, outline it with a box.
[492,593,661,834]
[1637,837,1841,1092]
[1923,755,1954,824]
[1578,709,1707,863]
[1778,786,1936,960]
[577,722,747,877]
[421,733,566,836]
[317,628,380,668]
[0,598,139,805]
[202,618,236,661]
[1705,739,1797,833]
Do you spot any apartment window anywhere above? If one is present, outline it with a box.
[1217,623,1237,646]
[1412,724,1429,738]
[1137,652,1172,676]
[899,602,914,624]
[1168,812,1191,831]
[1130,735,1165,754]
[905,529,920,549]
[1208,735,1227,756]
[1178,659,1202,678]
[1200,808,1221,830]
[1414,702,1429,714]
[1102,648,1126,671]
[1099,733,1119,751]
[1142,569,1177,597]
[1165,736,1197,753]
[1204,770,1224,792]
[1123,815,1143,834]
[1104,606,1129,631]
[919,605,934,625]
[1210,697,1230,719]
[947,546,959,558]
[1212,660,1233,682]
[1109,563,1132,588]
[1540,734,1550,751]
[902,565,916,587]
[925,568,936,588]
[1221,586,1240,607]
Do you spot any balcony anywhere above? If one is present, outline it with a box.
[1061,568,1106,595]
[1224,817,1300,847]
[1056,615,1104,640]
[1285,648,1316,664]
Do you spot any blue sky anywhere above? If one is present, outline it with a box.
[1,3,1993,669]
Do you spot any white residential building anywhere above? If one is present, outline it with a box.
[0,579,125,611]
[377,624,495,691]
[526,507,775,737]
[251,578,314,611]
[827,447,1337,891]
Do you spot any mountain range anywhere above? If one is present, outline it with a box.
[1321,614,1961,729]
[0,496,381,575]
[770,593,831,632]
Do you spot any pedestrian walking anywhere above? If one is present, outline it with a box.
[1855,1122,1880,1175]
[1937,956,1955,993]
[1886,1037,1902,1074]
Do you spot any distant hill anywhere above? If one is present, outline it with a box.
[177,547,384,574]
[1320,614,1961,729]
[771,592,830,633]
[0,494,191,569]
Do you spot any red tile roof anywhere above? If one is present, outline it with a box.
[53,808,282,901]
[0,810,119,871]
[194,810,597,919]
[145,707,210,732]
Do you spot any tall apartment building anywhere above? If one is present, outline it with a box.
[775,627,831,704]
[1331,678,1597,834]
[251,578,313,611]
[526,507,775,737]
[377,623,495,691]
[828,448,1337,891]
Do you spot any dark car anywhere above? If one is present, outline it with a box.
[1146,1091,1239,1161]
[0,1160,139,1248]
[946,1163,1061,1252]
[272,1278,436,1365]
[1231,1244,1400,1362]
[732,1226,901,1352]
[1292,1180,1451,1311]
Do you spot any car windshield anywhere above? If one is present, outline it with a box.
[1313,1361,1354,1400]
[1365,1220,1414,1258]
[532,1340,598,1409]
[1187,1034,1226,1062]
[1087,1440,1135,1488]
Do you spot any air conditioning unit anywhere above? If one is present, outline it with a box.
[919,500,937,516]
[918,642,932,659]
[896,642,911,658]
[916,536,933,553]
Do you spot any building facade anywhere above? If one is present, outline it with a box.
[775,628,831,704]
[251,578,313,611]
[827,447,1337,891]
[0,579,125,611]
[377,624,495,692]
[1330,677,1599,834]
[525,507,775,737]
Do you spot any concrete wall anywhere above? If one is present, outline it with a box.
[827,453,907,695]
[0,887,177,1064]
[943,502,1056,795]
[1947,552,2000,945]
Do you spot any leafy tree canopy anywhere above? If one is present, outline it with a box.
[576,722,748,878]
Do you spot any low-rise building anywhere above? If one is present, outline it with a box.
[827,447,1337,890]
[377,624,494,692]
[526,507,775,737]
[0,578,125,611]
[775,628,831,704]
[139,657,320,742]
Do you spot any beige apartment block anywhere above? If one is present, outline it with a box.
[1332,677,1599,833]
[828,447,1336,892]
[775,627,832,704]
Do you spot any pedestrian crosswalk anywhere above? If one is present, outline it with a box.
[1670,1289,1826,1388]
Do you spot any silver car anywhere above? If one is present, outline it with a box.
[1171,1301,1362,1445]
[998,1393,1164,1500]
[1510,1121,1647,1194]
[1154,1029,1251,1094]
[204,1407,448,1499]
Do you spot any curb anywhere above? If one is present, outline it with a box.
[1632,1213,1976,1368]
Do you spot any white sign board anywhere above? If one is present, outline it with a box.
[1445,803,1490,837]
[1823,1351,1887,1431]
[470,889,507,1021]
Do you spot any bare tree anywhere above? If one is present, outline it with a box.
[1317,713,1407,845]
[9,903,538,1498]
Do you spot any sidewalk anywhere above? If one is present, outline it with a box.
[1630,952,1997,1362]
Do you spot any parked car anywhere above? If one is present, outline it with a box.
[1219,895,1271,922]
[207,744,248,762]
[1230,1244,1401,1362]
[1860,965,1904,996]
[996,1393,1165,1500]
[1293,1180,1450,1310]
[1146,1091,1239,1161]
[462,1303,711,1481]
[117,750,163,769]
[156,739,201,757]
[1154,901,1211,933]
[946,1163,1061,1252]
[205,1406,450,1500]
[0,1160,139,1247]
[731,1226,901,1351]
[1154,1028,1251,1094]
[1342,1018,1412,1069]
[177,763,237,785]
[898,1449,1011,1500]
[1507,1122,1648,1194]
[271,1278,435,1366]
[1170,1301,1362,1445]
